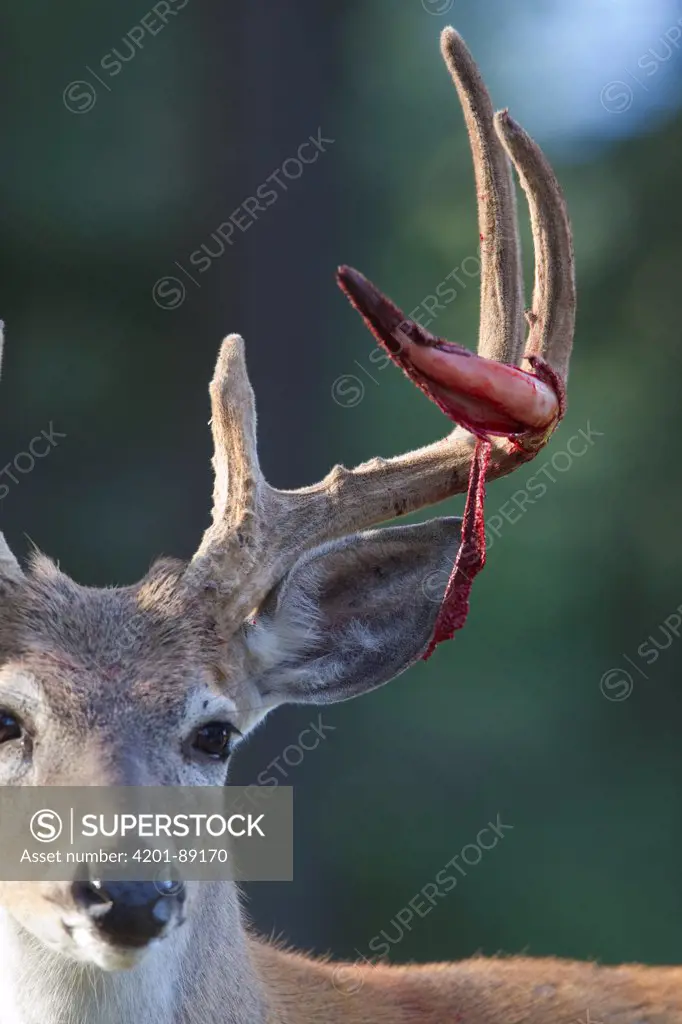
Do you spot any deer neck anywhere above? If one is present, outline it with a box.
[0,882,271,1024]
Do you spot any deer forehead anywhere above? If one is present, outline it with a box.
[0,555,251,731]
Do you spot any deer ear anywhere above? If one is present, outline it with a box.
[245,519,461,705]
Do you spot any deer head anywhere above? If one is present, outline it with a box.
[0,28,574,975]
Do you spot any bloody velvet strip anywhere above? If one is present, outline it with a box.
[336,264,563,658]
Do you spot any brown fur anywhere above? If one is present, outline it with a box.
[252,940,682,1023]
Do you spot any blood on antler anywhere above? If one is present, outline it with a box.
[185,27,575,651]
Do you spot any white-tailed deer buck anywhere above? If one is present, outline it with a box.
[0,25,679,1024]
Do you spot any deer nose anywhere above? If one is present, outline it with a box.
[71,873,185,947]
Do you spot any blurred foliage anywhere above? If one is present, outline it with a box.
[2,0,682,970]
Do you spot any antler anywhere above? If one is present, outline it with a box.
[187,28,576,631]
[0,325,24,584]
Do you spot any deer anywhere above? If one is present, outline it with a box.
[0,24,679,1024]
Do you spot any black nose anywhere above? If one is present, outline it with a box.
[71,872,185,947]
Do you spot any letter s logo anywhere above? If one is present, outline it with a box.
[30,809,63,843]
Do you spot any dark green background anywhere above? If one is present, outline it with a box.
[2,1,681,967]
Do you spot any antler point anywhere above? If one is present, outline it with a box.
[221,332,245,351]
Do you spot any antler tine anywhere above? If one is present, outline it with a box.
[0,325,22,582]
[495,111,576,381]
[440,27,525,365]
[189,336,274,614]
[202,335,263,535]
[0,536,20,582]
[0,536,20,585]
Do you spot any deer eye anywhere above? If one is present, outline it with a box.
[191,721,236,761]
[0,711,22,745]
